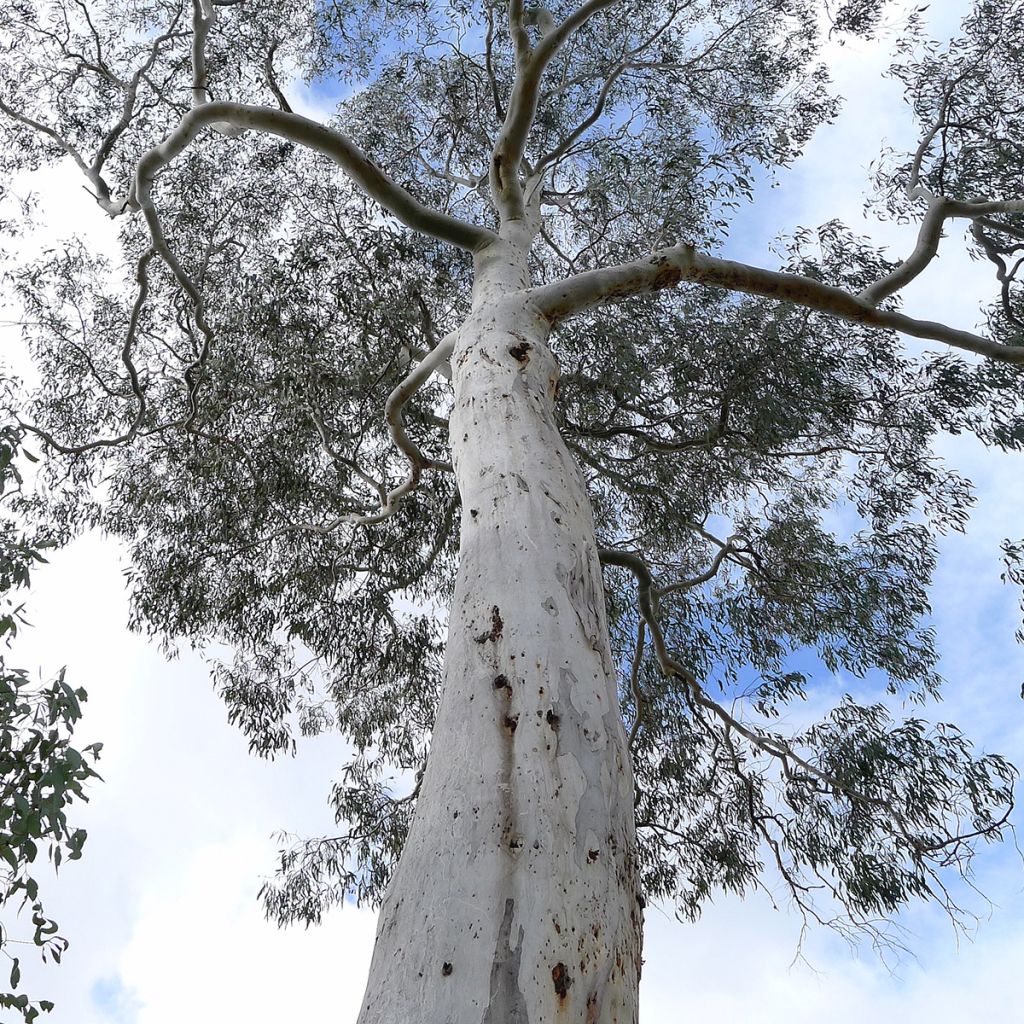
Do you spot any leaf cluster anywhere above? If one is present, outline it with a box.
[0,424,101,1024]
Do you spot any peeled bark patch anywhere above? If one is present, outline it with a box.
[475,605,504,643]
[482,899,529,1024]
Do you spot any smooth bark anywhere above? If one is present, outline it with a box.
[357,242,642,1024]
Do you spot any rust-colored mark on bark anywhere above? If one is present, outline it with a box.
[509,341,532,363]
[545,709,560,729]
[475,605,504,643]
[503,713,520,734]
[552,962,573,999]
[587,848,599,863]
[586,993,600,1024]
[494,674,512,696]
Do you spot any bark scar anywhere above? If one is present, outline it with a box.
[475,605,504,643]
[552,962,572,999]
[509,340,532,363]
[482,899,529,1024]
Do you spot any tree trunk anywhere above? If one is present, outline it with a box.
[357,242,642,1024]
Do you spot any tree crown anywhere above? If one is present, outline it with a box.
[1,0,1021,949]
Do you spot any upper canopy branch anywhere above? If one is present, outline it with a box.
[860,195,1024,308]
[490,0,622,223]
[529,243,1024,364]
[129,102,496,251]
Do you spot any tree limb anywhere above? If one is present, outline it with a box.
[131,102,495,251]
[860,196,1024,308]
[490,0,622,223]
[529,243,1024,364]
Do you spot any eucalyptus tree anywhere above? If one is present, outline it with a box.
[2,0,1023,1020]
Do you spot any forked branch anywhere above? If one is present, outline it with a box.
[491,0,623,222]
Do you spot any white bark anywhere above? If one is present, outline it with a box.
[356,242,642,1024]
[529,243,1024,364]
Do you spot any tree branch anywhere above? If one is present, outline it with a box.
[529,243,1024,364]
[860,196,1024,308]
[132,102,495,251]
[598,548,931,837]
[20,250,153,454]
[490,0,622,223]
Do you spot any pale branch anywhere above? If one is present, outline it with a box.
[191,0,213,107]
[534,1,686,173]
[507,0,531,65]
[533,61,626,173]
[906,23,1013,200]
[130,102,495,251]
[906,80,958,199]
[529,243,1024,364]
[859,196,949,307]
[1,10,184,216]
[860,196,1024,308]
[627,618,646,749]
[383,331,456,485]
[20,250,153,455]
[188,0,254,139]
[972,220,1024,329]
[411,291,453,381]
[139,204,215,429]
[0,95,118,214]
[256,329,458,541]
[91,19,186,184]
[263,41,293,114]
[490,0,622,222]
[538,0,623,60]
[655,537,749,599]
[974,215,1024,242]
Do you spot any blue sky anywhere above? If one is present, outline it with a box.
[3,1,1024,1021]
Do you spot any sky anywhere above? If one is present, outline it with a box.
[4,2,1024,1022]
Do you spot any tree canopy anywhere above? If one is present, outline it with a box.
[0,0,1021,960]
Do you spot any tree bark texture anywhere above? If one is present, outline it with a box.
[357,243,642,1023]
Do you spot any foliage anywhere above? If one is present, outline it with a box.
[0,0,1021,957]
[0,423,101,1023]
